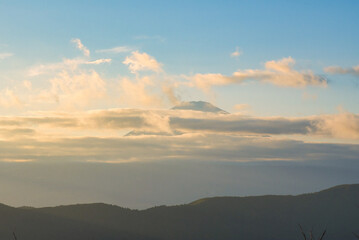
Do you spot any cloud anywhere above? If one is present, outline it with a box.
[230,47,241,57]
[0,52,13,60]
[117,76,180,107]
[86,58,112,65]
[119,76,163,107]
[1,107,358,140]
[191,57,327,90]
[0,128,35,139]
[314,111,359,139]
[96,46,132,53]
[0,133,358,164]
[23,80,32,90]
[71,38,90,57]
[48,70,107,109]
[123,51,162,73]
[0,106,358,166]
[324,65,359,76]
[0,89,23,108]
[233,104,250,113]
[28,58,112,76]
[170,115,314,135]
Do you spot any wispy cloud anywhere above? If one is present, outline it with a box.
[71,38,90,57]
[191,57,327,91]
[86,58,112,65]
[28,58,111,76]
[96,46,132,54]
[230,47,241,58]
[325,65,359,76]
[0,52,14,60]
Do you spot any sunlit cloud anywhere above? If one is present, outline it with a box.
[191,57,327,91]
[118,74,180,108]
[28,58,112,76]
[96,46,132,53]
[71,38,90,57]
[1,158,35,163]
[325,64,359,76]
[0,89,23,108]
[230,47,241,58]
[314,111,359,139]
[48,70,107,109]
[119,76,164,107]
[123,51,162,73]
[0,107,358,140]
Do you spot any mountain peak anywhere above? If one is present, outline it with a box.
[172,101,228,114]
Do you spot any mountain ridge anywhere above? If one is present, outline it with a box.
[171,101,228,114]
[1,184,358,240]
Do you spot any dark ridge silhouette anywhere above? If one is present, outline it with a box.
[0,184,358,240]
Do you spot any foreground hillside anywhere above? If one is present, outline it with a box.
[1,184,359,240]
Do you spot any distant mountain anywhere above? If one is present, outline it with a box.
[126,101,227,136]
[1,184,359,240]
[171,101,228,114]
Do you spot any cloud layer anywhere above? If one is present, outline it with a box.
[0,107,358,164]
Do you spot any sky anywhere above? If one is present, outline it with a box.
[0,0,359,208]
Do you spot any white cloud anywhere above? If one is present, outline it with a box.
[71,38,90,57]
[191,57,327,90]
[96,46,132,54]
[123,51,162,73]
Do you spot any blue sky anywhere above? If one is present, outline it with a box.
[0,1,359,208]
